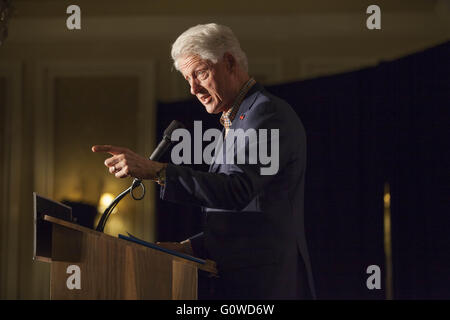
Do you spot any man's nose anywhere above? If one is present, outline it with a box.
[190,79,202,95]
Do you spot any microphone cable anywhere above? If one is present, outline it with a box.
[95,120,184,232]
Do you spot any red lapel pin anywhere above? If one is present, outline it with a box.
[239,114,245,120]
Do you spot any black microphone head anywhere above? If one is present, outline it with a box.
[163,120,185,139]
[149,120,185,161]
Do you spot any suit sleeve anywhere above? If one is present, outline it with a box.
[160,101,297,211]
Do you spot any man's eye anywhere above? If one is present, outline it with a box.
[197,70,208,80]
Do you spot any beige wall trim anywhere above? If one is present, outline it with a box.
[0,62,23,299]
[8,13,450,43]
[33,60,156,238]
[299,57,379,79]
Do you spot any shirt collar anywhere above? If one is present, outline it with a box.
[220,78,256,129]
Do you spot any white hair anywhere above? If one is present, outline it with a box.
[171,23,248,72]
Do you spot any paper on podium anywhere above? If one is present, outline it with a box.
[119,233,207,265]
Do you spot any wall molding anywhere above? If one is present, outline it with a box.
[0,61,23,299]
[249,57,283,85]
[33,59,156,240]
[299,57,379,79]
[8,13,450,43]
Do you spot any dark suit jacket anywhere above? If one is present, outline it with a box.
[161,83,316,299]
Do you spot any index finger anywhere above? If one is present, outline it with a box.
[91,145,127,155]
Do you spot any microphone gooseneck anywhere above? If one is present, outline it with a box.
[95,120,185,232]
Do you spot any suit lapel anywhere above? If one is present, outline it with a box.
[209,127,225,173]
[208,83,262,173]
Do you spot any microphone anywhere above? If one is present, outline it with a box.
[96,120,185,232]
[149,120,185,161]
[131,120,185,190]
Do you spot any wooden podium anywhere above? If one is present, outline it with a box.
[33,210,217,300]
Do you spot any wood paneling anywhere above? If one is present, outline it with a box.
[44,215,216,299]
[172,260,197,300]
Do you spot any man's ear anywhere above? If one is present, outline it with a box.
[223,52,236,73]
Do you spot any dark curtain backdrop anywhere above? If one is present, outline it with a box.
[155,41,449,299]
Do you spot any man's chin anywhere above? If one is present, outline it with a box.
[203,103,221,114]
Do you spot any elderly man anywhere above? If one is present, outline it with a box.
[92,23,315,300]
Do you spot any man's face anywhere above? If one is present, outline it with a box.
[178,54,235,114]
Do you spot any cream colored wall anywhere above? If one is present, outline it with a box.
[0,0,449,299]
[53,76,140,234]
[0,77,5,296]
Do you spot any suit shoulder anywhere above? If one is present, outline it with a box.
[250,90,301,124]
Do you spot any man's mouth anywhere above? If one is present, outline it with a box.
[200,94,212,104]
